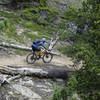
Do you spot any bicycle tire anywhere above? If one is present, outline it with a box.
[26,52,36,64]
[42,52,53,63]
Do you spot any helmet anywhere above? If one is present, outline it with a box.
[42,38,46,42]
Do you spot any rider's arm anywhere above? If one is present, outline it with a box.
[42,43,47,49]
[38,42,47,49]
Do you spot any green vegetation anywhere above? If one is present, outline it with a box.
[21,7,58,25]
[53,0,100,100]
[39,0,47,7]
[53,76,78,100]
[0,11,22,23]
[22,21,45,32]
[0,18,25,44]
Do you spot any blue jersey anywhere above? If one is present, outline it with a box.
[32,40,47,49]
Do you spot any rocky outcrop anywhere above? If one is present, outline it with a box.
[0,74,65,100]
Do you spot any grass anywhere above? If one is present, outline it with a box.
[22,20,54,38]
[0,18,26,44]
[22,21,45,32]
[22,30,39,40]
[0,11,22,23]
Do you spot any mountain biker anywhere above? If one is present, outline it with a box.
[32,38,47,53]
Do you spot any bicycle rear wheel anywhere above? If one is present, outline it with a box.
[42,52,53,63]
[26,52,36,64]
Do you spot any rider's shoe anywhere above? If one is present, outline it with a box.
[36,55,41,60]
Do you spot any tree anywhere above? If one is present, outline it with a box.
[53,0,100,99]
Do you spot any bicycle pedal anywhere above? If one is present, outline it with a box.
[37,55,41,60]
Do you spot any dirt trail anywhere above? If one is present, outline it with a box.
[0,53,73,69]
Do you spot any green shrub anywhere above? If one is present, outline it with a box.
[53,0,100,100]
[0,18,16,34]
[21,6,58,25]
[52,76,78,100]
[22,8,39,22]
[53,87,71,100]
[58,46,73,56]
[0,11,22,23]
[0,18,25,43]
[22,21,45,32]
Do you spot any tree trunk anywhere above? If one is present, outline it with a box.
[0,66,74,79]
[0,42,32,51]
[0,74,21,86]
[48,37,59,50]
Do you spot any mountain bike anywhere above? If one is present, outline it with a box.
[26,49,53,64]
[26,33,59,64]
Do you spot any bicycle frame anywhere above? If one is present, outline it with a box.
[35,49,47,57]
[40,49,47,56]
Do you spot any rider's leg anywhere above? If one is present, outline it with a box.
[35,47,42,57]
[32,46,35,52]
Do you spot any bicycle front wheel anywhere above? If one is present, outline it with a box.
[42,52,53,63]
[26,52,36,64]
